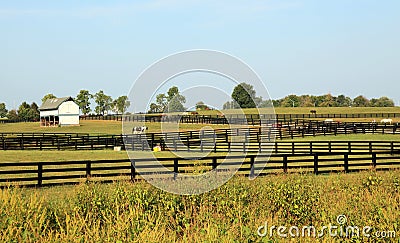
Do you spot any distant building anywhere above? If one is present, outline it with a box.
[39,97,80,126]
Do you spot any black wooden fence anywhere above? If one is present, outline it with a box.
[2,112,399,124]
[1,121,400,151]
[79,113,400,125]
[1,151,399,187]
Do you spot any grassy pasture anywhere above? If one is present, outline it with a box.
[195,106,400,115]
[284,133,400,141]
[1,107,400,134]
[0,120,230,135]
[0,133,399,163]
[0,171,399,242]
[1,108,400,241]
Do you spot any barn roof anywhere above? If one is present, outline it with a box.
[39,97,75,111]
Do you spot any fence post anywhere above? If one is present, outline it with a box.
[313,154,318,175]
[344,154,349,173]
[391,142,394,155]
[372,153,377,169]
[309,142,313,153]
[212,158,218,170]
[131,160,136,181]
[151,133,155,149]
[174,158,179,180]
[283,155,288,173]
[249,156,255,178]
[86,161,91,178]
[348,142,351,153]
[38,162,43,187]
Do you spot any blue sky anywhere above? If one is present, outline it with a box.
[1,0,399,111]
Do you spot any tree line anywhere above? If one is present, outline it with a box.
[0,90,130,121]
[147,86,213,113]
[223,83,395,109]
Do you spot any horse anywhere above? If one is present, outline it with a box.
[380,118,393,124]
[132,126,148,134]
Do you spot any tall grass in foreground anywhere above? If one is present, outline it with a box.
[0,171,399,242]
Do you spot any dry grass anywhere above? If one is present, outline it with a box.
[0,120,231,135]
[0,171,399,242]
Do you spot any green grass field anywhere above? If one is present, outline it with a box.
[0,120,231,135]
[1,109,399,136]
[284,133,400,141]
[0,171,398,242]
[1,108,400,241]
[195,106,400,115]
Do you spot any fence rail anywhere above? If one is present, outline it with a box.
[80,113,400,124]
[2,112,399,124]
[1,120,399,151]
[1,151,399,187]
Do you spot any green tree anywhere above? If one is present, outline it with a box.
[371,97,394,107]
[272,99,282,107]
[195,101,209,111]
[166,86,186,112]
[320,94,335,107]
[223,101,238,110]
[28,102,40,121]
[156,93,168,112]
[258,99,273,108]
[299,95,314,107]
[148,87,186,113]
[148,103,160,113]
[94,90,112,115]
[281,95,300,107]
[353,95,369,107]
[336,95,352,107]
[17,102,31,121]
[76,90,92,115]
[113,96,130,114]
[41,94,57,103]
[167,96,186,112]
[0,103,7,118]
[7,110,18,120]
[231,83,257,108]
[254,96,263,107]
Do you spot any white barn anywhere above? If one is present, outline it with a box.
[39,97,80,126]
